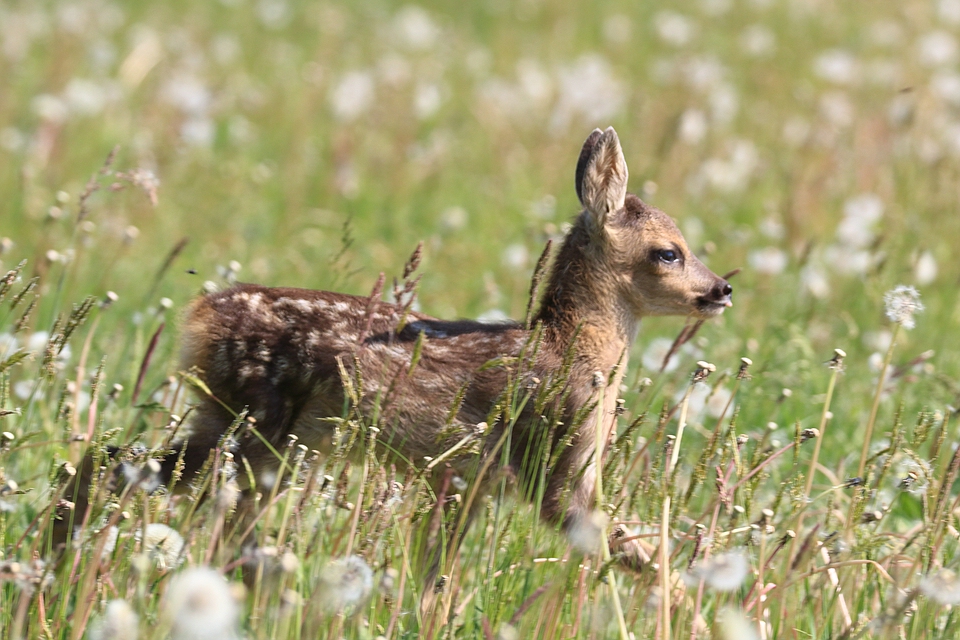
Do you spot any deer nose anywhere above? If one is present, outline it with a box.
[712,281,733,306]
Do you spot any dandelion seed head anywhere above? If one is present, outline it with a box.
[717,607,759,640]
[814,49,858,85]
[883,285,924,330]
[317,555,374,613]
[915,251,938,285]
[568,510,609,555]
[920,569,960,605]
[163,567,238,640]
[138,523,184,570]
[748,246,787,275]
[654,11,696,47]
[740,24,775,57]
[392,5,440,51]
[918,30,959,67]
[694,549,749,591]
[330,71,375,122]
[90,599,139,640]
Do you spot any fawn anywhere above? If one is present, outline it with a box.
[61,127,731,602]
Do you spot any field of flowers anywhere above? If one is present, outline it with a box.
[1,0,960,638]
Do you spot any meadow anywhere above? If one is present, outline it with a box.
[1,0,960,638]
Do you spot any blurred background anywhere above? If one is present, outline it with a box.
[1,0,959,450]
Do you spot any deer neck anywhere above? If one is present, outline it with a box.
[534,215,638,380]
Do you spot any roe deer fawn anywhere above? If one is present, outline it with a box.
[61,127,731,606]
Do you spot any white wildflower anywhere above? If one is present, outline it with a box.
[678,109,708,144]
[439,206,468,231]
[717,607,760,640]
[748,247,787,275]
[0,128,25,152]
[914,251,938,285]
[162,75,211,116]
[642,337,679,373]
[710,84,739,124]
[26,331,50,354]
[180,118,214,147]
[64,78,115,116]
[414,82,443,119]
[139,523,184,570]
[824,246,875,276]
[683,55,726,91]
[691,549,750,592]
[920,569,960,605]
[863,330,893,353]
[163,567,238,640]
[932,72,960,106]
[32,94,68,123]
[501,243,528,269]
[813,50,859,85]
[918,31,958,67]
[393,5,439,51]
[700,0,732,16]
[568,510,608,555]
[819,91,854,127]
[940,0,960,24]
[551,55,624,130]
[529,194,556,220]
[330,71,375,122]
[740,25,775,56]
[678,381,712,423]
[759,215,785,240]
[699,139,758,193]
[0,333,17,358]
[517,59,553,107]
[654,11,696,47]
[90,599,139,640]
[256,0,291,29]
[884,285,924,330]
[13,380,32,400]
[838,193,884,248]
[705,386,734,419]
[317,555,374,613]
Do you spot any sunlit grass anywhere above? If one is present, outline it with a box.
[2,0,960,638]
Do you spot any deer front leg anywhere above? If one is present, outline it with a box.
[543,458,651,573]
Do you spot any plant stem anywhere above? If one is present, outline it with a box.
[848,324,900,529]
[594,380,630,640]
[661,384,692,640]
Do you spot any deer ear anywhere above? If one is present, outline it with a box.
[576,127,628,227]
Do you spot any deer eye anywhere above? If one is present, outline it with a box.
[654,249,679,264]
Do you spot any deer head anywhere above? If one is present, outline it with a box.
[576,127,732,320]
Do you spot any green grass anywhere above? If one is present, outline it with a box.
[2,0,960,638]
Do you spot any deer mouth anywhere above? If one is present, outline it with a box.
[695,296,732,317]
